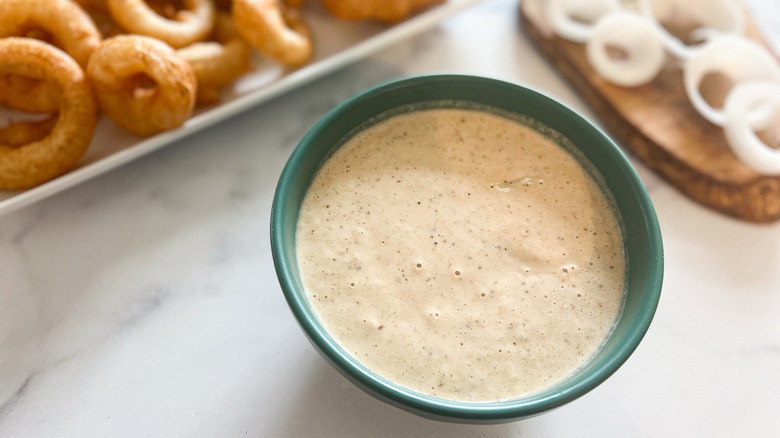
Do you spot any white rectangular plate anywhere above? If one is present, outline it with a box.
[0,0,483,216]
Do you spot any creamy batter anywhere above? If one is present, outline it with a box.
[296,108,626,402]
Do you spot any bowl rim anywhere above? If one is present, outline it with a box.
[271,74,664,422]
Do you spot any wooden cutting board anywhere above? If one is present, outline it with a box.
[519,0,780,223]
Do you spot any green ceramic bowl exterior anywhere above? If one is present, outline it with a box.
[271,75,663,423]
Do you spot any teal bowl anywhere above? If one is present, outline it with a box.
[271,75,663,423]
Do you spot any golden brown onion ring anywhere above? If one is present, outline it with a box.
[74,0,110,11]
[86,35,197,136]
[0,117,57,148]
[107,0,216,48]
[0,74,61,114]
[0,38,97,190]
[85,5,126,39]
[232,0,312,67]
[283,0,304,8]
[320,0,443,22]
[0,0,102,68]
[177,12,252,105]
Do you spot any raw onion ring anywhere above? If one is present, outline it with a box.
[86,35,197,137]
[544,0,620,43]
[232,0,312,66]
[178,12,252,105]
[0,38,97,190]
[683,36,780,126]
[586,12,666,87]
[638,0,743,60]
[0,0,102,68]
[723,81,780,175]
[107,0,216,48]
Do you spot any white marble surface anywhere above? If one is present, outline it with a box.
[2,1,779,436]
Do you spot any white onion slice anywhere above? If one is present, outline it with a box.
[585,12,666,87]
[724,81,780,175]
[684,36,780,126]
[639,0,744,59]
[544,0,620,43]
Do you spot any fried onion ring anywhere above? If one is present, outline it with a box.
[232,0,312,67]
[319,0,443,22]
[0,38,97,190]
[178,12,252,105]
[74,0,110,11]
[86,35,197,136]
[283,0,304,8]
[0,0,102,68]
[107,0,216,48]
[0,74,61,114]
[0,117,57,148]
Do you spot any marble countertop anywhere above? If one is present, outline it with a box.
[2,1,779,436]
